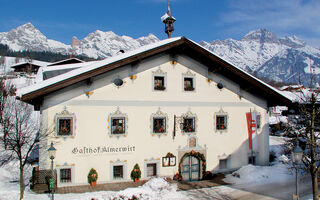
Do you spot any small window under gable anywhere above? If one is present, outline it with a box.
[215,108,228,132]
[152,68,167,91]
[182,70,196,92]
[55,107,76,137]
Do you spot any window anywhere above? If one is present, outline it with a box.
[55,107,76,137]
[153,118,166,133]
[108,108,128,138]
[219,159,227,169]
[147,163,157,177]
[216,115,227,130]
[57,117,72,136]
[154,76,165,90]
[256,114,261,129]
[111,117,125,134]
[184,77,194,91]
[151,108,168,136]
[183,117,195,132]
[113,165,123,179]
[60,168,72,183]
[110,160,127,180]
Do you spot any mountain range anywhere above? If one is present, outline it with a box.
[1,23,320,85]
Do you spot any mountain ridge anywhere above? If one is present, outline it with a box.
[1,23,320,85]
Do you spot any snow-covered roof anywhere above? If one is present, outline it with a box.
[47,57,84,66]
[17,37,292,107]
[18,37,182,97]
[161,13,176,22]
[10,60,51,68]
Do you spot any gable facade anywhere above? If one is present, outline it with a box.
[38,52,271,187]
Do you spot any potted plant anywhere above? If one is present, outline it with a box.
[130,163,141,182]
[87,168,98,186]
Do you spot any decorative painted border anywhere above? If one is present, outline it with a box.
[109,159,128,181]
[144,158,160,178]
[182,70,196,92]
[152,68,167,92]
[54,106,76,138]
[150,108,168,137]
[214,108,228,133]
[108,107,128,139]
[181,110,197,135]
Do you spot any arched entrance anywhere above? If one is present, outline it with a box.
[181,155,200,181]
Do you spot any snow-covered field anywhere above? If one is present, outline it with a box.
[0,136,304,200]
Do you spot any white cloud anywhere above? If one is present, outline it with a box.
[218,0,320,47]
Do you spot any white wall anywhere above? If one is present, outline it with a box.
[39,53,269,187]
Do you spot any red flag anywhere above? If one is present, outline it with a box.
[246,113,253,150]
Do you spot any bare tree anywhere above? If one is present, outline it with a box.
[0,79,43,200]
[285,66,320,200]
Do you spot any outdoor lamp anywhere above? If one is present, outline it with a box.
[48,142,56,200]
[48,142,56,160]
[292,140,303,164]
[292,139,303,200]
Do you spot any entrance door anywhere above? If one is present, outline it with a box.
[181,155,200,181]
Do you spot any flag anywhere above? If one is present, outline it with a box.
[246,112,258,151]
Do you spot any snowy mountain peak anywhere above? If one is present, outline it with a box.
[279,36,306,48]
[0,23,160,59]
[242,28,279,44]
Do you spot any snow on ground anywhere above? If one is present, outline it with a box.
[0,136,300,200]
[223,136,294,186]
[0,175,187,200]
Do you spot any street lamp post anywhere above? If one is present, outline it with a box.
[292,139,303,200]
[48,142,56,200]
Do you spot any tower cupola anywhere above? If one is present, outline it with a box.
[161,0,176,38]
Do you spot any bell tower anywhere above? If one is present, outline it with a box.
[161,0,176,38]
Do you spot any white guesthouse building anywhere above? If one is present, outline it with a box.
[18,37,291,188]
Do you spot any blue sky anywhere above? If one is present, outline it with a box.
[1,0,320,47]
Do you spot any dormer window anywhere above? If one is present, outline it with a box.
[154,76,165,90]
[184,77,194,91]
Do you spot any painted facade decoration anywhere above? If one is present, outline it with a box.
[18,37,291,188]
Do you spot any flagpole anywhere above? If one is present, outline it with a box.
[250,109,254,165]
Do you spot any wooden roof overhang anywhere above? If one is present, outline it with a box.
[19,37,292,108]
